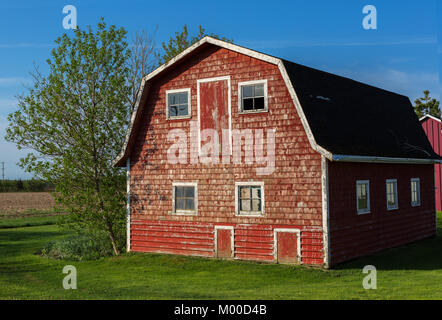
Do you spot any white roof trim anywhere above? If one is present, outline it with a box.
[113,36,331,166]
[419,114,441,123]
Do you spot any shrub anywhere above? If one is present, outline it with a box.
[41,232,114,261]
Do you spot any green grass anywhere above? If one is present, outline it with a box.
[0,209,62,229]
[0,213,441,299]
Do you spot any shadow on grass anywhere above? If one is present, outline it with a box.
[336,224,442,271]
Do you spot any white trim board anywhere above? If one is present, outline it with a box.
[214,225,235,258]
[273,228,301,264]
[126,157,131,252]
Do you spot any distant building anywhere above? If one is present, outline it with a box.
[420,114,442,211]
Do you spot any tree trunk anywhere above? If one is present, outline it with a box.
[106,220,120,256]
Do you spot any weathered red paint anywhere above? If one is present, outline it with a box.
[421,117,442,211]
[328,161,436,266]
[129,44,324,266]
[216,228,232,258]
[276,232,299,264]
[199,80,230,154]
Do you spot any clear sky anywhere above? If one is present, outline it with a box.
[0,0,439,179]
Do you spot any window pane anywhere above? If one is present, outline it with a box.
[242,85,253,98]
[177,104,188,116]
[240,187,251,199]
[185,198,194,210]
[252,199,261,211]
[169,105,178,117]
[184,186,194,198]
[254,84,264,97]
[243,98,254,110]
[251,187,261,199]
[253,97,265,110]
[358,198,367,210]
[178,92,188,104]
[175,186,184,197]
[240,199,251,211]
[176,198,185,210]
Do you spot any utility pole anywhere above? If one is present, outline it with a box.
[1,162,4,181]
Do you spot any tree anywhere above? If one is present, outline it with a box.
[414,90,441,119]
[156,25,233,65]
[5,19,156,255]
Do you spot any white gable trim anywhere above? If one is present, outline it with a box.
[419,114,441,123]
[113,36,331,167]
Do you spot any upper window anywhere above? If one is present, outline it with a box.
[386,179,398,210]
[411,178,421,207]
[172,182,197,215]
[238,80,268,113]
[166,89,191,119]
[356,180,370,215]
[235,182,264,216]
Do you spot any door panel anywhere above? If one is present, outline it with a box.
[276,232,299,264]
[216,228,232,259]
[199,80,230,155]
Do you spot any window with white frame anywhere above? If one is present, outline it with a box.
[238,80,268,113]
[411,178,421,207]
[172,182,197,214]
[235,182,264,216]
[356,180,370,214]
[386,179,398,210]
[166,89,191,119]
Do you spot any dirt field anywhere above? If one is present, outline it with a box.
[0,192,56,216]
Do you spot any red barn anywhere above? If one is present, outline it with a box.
[114,37,440,268]
[420,114,442,211]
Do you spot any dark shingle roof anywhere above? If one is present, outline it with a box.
[282,59,441,160]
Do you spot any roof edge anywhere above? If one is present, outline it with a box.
[332,154,442,164]
[419,114,441,123]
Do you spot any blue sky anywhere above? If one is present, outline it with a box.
[0,0,439,179]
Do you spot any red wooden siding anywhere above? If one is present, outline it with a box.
[328,161,436,266]
[421,117,442,211]
[129,45,325,266]
[131,220,322,265]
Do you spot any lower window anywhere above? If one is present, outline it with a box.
[411,178,421,207]
[172,182,197,215]
[356,180,370,214]
[386,179,398,210]
[235,182,264,216]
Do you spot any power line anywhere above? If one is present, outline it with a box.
[1,162,4,181]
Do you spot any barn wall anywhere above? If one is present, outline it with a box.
[421,118,442,211]
[129,45,324,265]
[328,161,436,266]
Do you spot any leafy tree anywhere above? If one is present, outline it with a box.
[156,25,233,65]
[414,90,441,119]
[5,19,155,255]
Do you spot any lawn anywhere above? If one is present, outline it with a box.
[0,213,441,300]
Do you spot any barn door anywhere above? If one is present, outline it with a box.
[197,77,231,156]
[275,229,300,264]
[215,226,234,259]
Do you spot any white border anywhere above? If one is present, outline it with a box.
[197,76,232,156]
[171,182,198,216]
[321,156,330,268]
[234,181,265,217]
[410,178,421,207]
[386,179,399,211]
[237,79,268,114]
[419,114,441,123]
[356,180,371,215]
[165,88,192,120]
[126,158,131,252]
[273,228,301,264]
[214,225,235,258]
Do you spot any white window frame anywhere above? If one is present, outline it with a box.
[166,88,192,120]
[235,181,265,217]
[411,178,421,207]
[356,180,370,215]
[386,179,399,211]
[171,182,198,215]
[238,79,268,114]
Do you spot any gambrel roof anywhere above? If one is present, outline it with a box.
[114,36,442,167]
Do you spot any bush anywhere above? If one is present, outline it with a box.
[41,232,114,261]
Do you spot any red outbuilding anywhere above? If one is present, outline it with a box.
[114,37,440,268]
[420,114,442,211]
